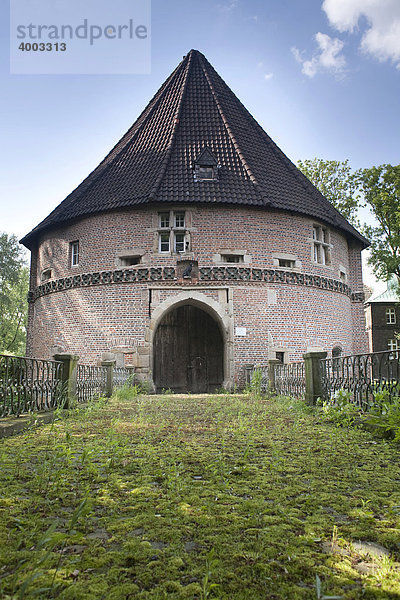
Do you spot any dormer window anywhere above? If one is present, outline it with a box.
[193,147,219,182]
[197,166,214,180]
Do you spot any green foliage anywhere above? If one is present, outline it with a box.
[201,548,219,599]
[113,383,142,401]
[250,367,263,400]
[318,389,361,428]
[297,158,361,226]
[1,393,400,598]
[363,390,400,440]
[359,163,400,283]
[0,232,29,355]
[319,388,400,441]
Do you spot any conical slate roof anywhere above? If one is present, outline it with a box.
[21,49,368,248]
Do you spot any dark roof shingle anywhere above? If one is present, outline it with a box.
[21,49,368,248]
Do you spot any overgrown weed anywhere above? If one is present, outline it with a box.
[1,392,400,598]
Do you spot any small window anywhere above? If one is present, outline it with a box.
[275,351,284,364]
[120,255,141,266]
[312,226,331,265]
[386,308,396,324]
[388,338,400,358]
[278,258,295,269]
[221,254,244,263]
[41,268,52,281]
[159,233,170,253]
[339,270,347,282]
[197,166,214,180]
[159,213,170,229]
[70,241,79,266]
[174,212,185,228]
[174,233,185,253]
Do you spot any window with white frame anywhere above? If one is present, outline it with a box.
[388,338,400,358]
[159,212,170,229]
[312,225,331,265]
[158,211,187,254]
[159,233,171,253]
[70,241,79,266]
[386,308,396,324]
[174,212,185,228]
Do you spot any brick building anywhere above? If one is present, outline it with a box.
[21,50,368,392]
[365,275,400,354]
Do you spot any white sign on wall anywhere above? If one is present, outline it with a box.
[235,327,247,337]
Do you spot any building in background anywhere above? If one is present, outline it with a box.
[21,50,368,392]
[365,275,400,354]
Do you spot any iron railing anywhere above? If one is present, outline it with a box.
[320,350,400,410]
[113,367,133,390]
[0,354,65,417]
[274,362,306,399]
[76,364,107,403]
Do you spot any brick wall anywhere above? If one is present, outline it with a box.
[26,204,367,387]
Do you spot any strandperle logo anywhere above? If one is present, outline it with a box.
[16,19,148,46]
[10,0,151,74]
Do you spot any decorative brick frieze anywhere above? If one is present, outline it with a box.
[27,265,364,304]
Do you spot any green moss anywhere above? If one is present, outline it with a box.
[0,393,399,598]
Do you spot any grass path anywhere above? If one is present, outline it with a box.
[1,392,400,599]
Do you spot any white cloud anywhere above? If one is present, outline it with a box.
[292,32,346,77]
[216,0,238,13]
[322,0,400,67]
[264,73,273,80]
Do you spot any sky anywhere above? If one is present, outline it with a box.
[1,0,399,293]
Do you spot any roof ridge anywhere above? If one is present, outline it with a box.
[148,51,194,200]
[197,53,259,188]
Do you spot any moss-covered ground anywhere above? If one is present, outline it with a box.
[1,392,400,599]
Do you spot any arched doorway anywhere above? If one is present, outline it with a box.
[153,304,224,393]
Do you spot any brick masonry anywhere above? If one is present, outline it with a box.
[26,204,368,388]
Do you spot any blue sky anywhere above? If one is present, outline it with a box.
[1,0,399,291]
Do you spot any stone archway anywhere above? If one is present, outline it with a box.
[148,292,233,392]
[154,304,224,393]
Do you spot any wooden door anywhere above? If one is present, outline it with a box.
[154,305,223,393]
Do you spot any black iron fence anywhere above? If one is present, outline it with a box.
[76,364,108,404]
[274,362,306,399]
[0,354,65,417]
[1,353,134,418]
[247,350,400,409]
[320,350,400,410]
[113,366,134,390]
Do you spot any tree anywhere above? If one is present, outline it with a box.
[297,158,360,226]
[359,164,400,283]
[0,232,29,355]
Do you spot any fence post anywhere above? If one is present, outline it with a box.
[268,359,281,394]
[54,353,80,408]
[303,351,327,405]
[101,360,115,398]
